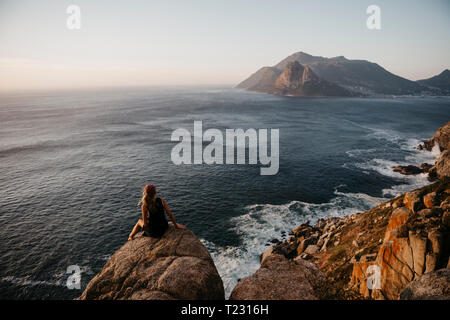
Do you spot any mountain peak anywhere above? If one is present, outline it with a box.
[297,51,314,57]
[275,52,327,70]
[330,55,347,61]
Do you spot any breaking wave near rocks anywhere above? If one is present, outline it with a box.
[345,123,440,196]
[203,186,386,298]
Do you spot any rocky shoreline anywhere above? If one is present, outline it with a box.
[232,178,449,300]
[230,122,450,300]
[80,122,450,300]
[394,121,450,181]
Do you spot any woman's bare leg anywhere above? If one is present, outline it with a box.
[128,219,144,241]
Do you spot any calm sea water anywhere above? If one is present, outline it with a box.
[0,87,449,299]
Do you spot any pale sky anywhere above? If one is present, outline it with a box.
[0,0,449,91]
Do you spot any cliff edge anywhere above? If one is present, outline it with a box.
[79,223,224,300]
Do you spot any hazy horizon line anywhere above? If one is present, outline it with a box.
[1,53,448,93]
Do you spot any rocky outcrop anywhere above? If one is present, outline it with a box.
[393,163,431,175]
[229,253,327,300]
[421,121,450,152]
[237,178,450,300]
[395,122,450,180]
[237,59,353,97]
[400,269,450,300]
[79,224,224,300]
[349,181,450,299]
[421,122,450,179]
[269,61,352,97]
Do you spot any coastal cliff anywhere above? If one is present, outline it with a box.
[230,122,450,300]
[79,223,224,300]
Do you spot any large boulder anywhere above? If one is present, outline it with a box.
[78,224,224,300]
[400,269,450,300]
[229,253,327,300]
[423,192,437,208]
[384,207,412,241]
[393,165,424,175]
[403,190,423,213]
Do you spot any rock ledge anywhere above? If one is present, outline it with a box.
[79,223,224,300]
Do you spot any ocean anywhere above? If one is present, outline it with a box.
[0,86,448,299]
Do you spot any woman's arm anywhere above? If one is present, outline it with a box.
[162,198,186,229]
[142,204,148,227]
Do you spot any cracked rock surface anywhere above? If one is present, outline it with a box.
[78,223,224,300]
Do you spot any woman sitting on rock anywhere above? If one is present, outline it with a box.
[128,184,186,241]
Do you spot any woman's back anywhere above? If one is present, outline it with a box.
[145,197,168,237]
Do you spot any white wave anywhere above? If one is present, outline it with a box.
[333,188,387,204]
[404,139,441,163]
[344,123,440,197]
[367,127,403,145]
[202,188,380,298]
[353,141,440,197]
[346,148,377,158]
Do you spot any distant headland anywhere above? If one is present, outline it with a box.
[237,51,450,97]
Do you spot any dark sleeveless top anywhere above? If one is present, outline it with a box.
[144,197,168,238]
